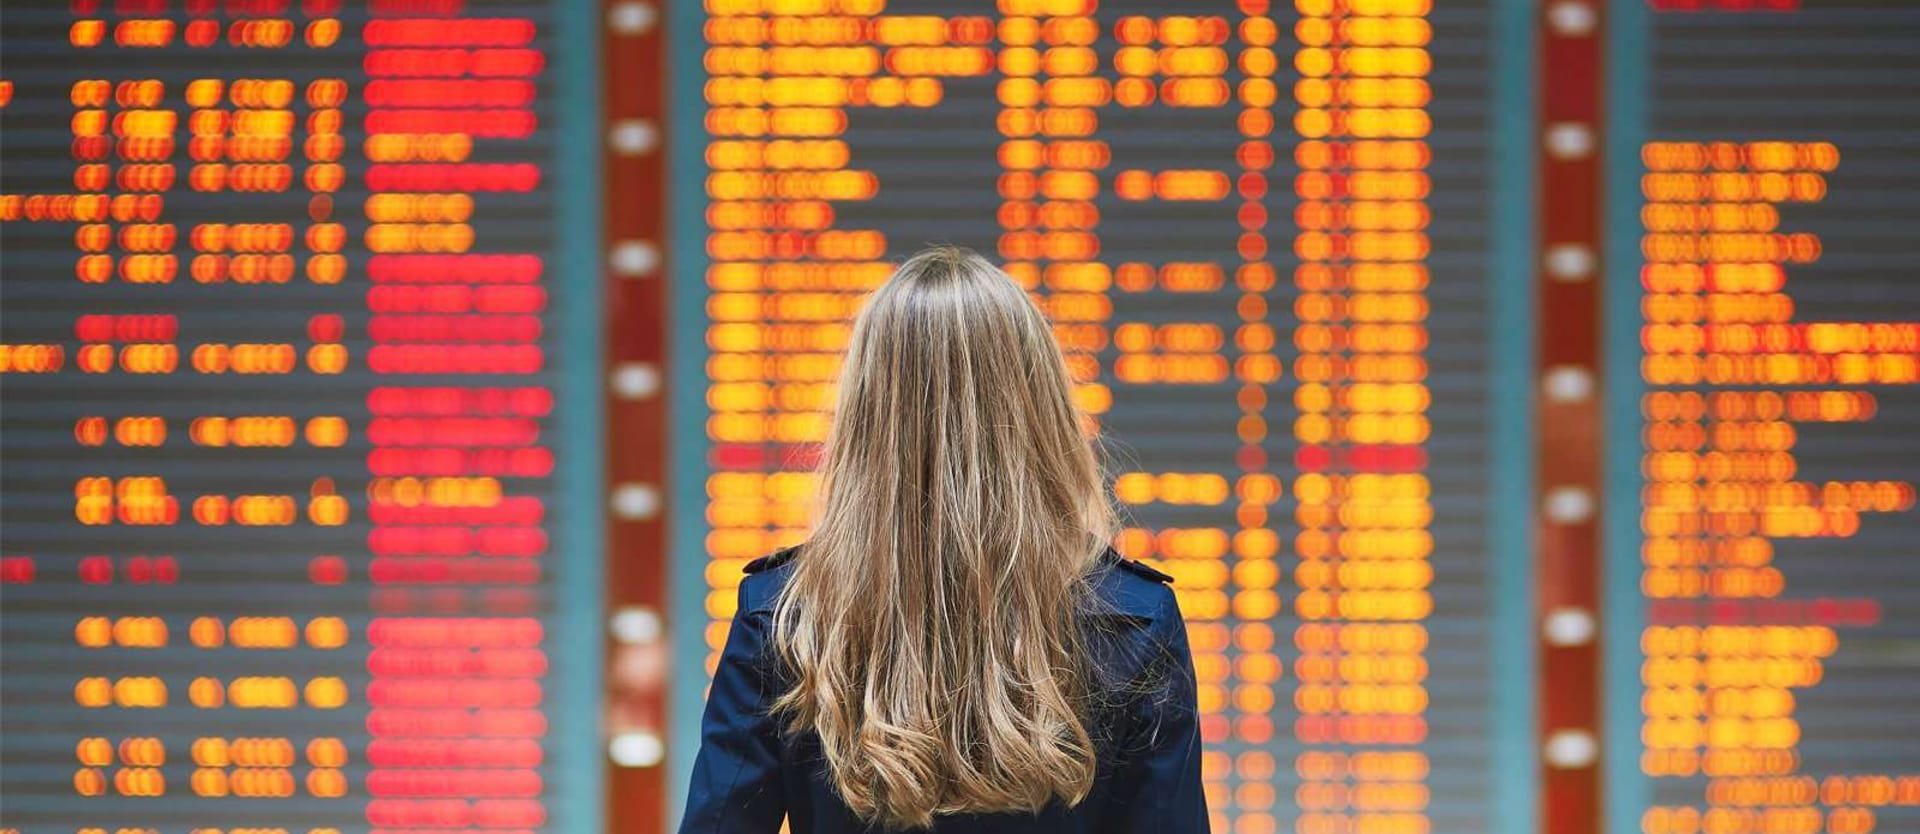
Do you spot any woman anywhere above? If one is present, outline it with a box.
[679,246,1208,833]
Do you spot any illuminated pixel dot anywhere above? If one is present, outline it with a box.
[609,606,664,644]
[1542,607,1597,647]
[609,240,661,278]
[609,730,665,767]
[1544,486,1595,524]
[1544,729,1599,768]
[608,1,659,36]
[1544,243,1595,282]
[610,482,661,520]
[1548,2,1598,37]
[1543,365,1595,404]
[610,362,663,400]
[1544,122,1596,160]
[609,119,659,156]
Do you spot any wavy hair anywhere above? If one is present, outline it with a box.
[768,245,1118,829]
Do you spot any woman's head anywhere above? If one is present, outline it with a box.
[770,245,1115,829]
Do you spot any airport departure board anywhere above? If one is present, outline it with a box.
[13,1,1920,833]
[1632,3,1920,833]
[0,2,596,832]
[682,2,1503,832]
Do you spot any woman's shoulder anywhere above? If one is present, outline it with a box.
[735,544,802,614]
[1089,546,1178,623]
[742,543,802,576]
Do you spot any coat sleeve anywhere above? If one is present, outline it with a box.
[677,580,787,833]
[1111,587,1211,833]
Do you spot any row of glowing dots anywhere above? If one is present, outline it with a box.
[700,260,1301,295]
[703,20,1413,70]
[0,247,447,291]
[704,14,990,47]
[700,13,1240,48]
[88,222,466,267]
[1635,503,1873,541]
[1642,470,1909,512]
[700,344,1242,398]
[69,223,362,253]
[78,770,346,798]
[0,342,349,374]
[1643,357,1919,387]
[1642,806,1897,834]
[84,118,468,166]
[706,81,1411,124]
[74,676,350,708]
[69,18,337,49]
[1651,778,1920,812]
[702,293,1114,345]
[699,264,1410,310]
[68,480,515,523]
[67,227,470,256]
[80,736,345,767]
[695,291,1193,358]
[703,0,1424,16]
[73,416,347,447]
[76,830,344,834]
[76,616,346,648]
[71,479,350,526]
[74,77,339,109]
[1646,309,1920,356]
[1645,309,1916,367]
[697,472,1428,531]
[37,246,524,286]
[702,145,1428,199]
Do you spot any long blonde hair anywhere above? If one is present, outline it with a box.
[769,246,1118,829]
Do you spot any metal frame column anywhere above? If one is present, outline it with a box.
[1535,3,1609,833]
[601,0,669,829]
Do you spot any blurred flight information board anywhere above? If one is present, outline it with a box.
[1631,3,1920,834]
[683,1,1503,832]
[0,1,594,833]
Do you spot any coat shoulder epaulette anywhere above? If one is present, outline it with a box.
[742,545,801,575]
[1100,546,1173,584]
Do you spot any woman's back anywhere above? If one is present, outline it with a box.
[679,544,1207,834]
[676,246,1208,832]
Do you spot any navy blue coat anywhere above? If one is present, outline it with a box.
[678,545,1209,834]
